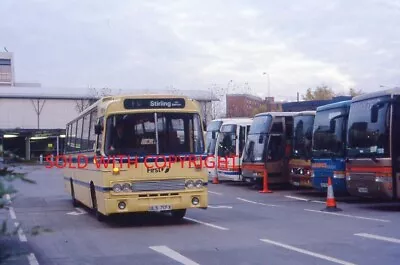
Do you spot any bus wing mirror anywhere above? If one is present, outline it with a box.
[94,124,103,134]
[371,104,379,123]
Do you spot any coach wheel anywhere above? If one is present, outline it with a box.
[90,182,105,222]
[70,179,79,207]
[171,209,186,220]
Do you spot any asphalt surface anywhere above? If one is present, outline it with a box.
[3,165,400,265]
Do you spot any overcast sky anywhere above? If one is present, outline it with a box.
[1,0,400,101]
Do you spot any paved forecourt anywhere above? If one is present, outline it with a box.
[4,166,400,265]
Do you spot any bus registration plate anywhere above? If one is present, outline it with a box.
[320,183,328,188]
[149,205,172,212]
[358,187,368,193]
[293,182,300,186]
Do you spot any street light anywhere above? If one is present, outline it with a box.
[262,72,270,98]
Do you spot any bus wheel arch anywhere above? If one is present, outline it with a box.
[90,181,105,222]
[70,178,79,207]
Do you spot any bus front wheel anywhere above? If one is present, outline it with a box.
[90,182,105,222]
[171,209,186,220]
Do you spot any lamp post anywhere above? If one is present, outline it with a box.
[262,72,270,98]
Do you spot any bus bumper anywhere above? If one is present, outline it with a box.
[101,191,208,215]
[290,175,312,188]
[312,177,347,193]
[346,175,393,199]
[217,169,241,181]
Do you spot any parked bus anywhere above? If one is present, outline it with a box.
[311,100,351,193]
[289,111,316,188]
[62,95,208,221]
[215,119,253,181]
[241,112,297,185]
[205,118,251,180]
[346,88,400,199]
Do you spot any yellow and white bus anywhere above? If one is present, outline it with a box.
[62,94,208,221]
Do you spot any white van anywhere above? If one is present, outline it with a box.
[215,119,253,181]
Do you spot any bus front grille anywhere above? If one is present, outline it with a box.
[132,179,186,192]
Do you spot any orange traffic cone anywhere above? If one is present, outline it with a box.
[212,173,219,184]
[322,177,342,212]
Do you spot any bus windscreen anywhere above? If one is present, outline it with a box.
[105,112,204,156]
[312,108,347,158]
[347,96,390,158]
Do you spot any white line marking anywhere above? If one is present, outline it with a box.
[149,245,200,265]
[304,209,390,223]
[75,207,86,214]
[285,195,325,204]
[184,217,229,231]
[310,200,325,204]
[208,191,223,195]
[66,207,87,216]
[14,222,27,242]
[236,197,279,207]
[285,195,309,201]
[27,253,39,265]
[354,233,400,244]
[260,238,356,265]
[208,205,233,209]
[9,207,16,219]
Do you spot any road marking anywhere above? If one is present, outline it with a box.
[304,209,390,223]
[285,195,325,204]
[14,222,27,242]
[27,253,39,265]
[9,206,16,220]
[149,245,200,265]
[236,197,279,207]
[208,191,223,195]
[310,200,325,204]
[354,233,400,244]
[66,207,87,215]
[260,238,356,265]
[184,217,229,231]
[208,205,233,209]
[285,195,309,201]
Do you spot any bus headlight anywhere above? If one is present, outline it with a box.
[122,183,132,192]
[186,180,194,189]
[375,176,392,183]
[299,169,304,175]
[195,180,203,188]
[113,184,122,193]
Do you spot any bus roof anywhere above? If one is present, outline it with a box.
[210,117,253,122]
[316,100,351,112]
[254,111,299,118]
[220,119,253,126]
[294,110,316,117]
[351,87,400,103]
[70,94,202,124]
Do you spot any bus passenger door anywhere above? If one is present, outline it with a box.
[266,134,285,183]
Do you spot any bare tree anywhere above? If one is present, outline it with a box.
[74,87,111,113]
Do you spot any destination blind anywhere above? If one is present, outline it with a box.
[124,98,186,109]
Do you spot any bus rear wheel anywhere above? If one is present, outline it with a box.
[90,183,105,222]
[171,209,186,220]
